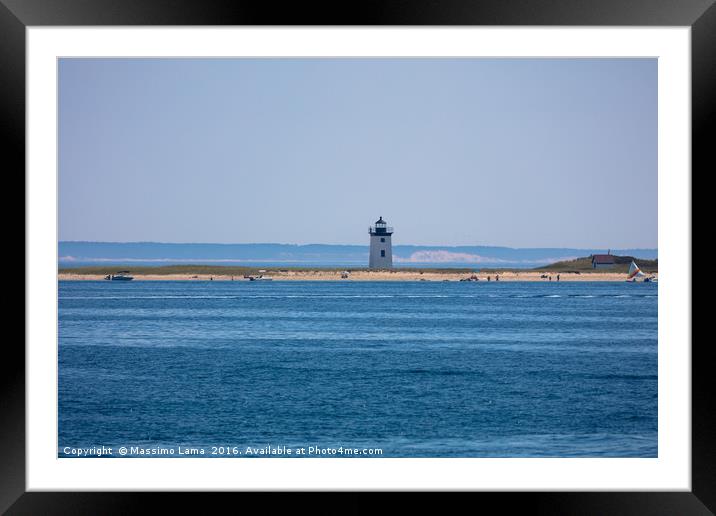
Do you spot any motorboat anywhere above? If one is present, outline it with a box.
[248,275,272,281]
[105,271,134,281]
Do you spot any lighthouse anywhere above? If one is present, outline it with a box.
[368,216,393,269]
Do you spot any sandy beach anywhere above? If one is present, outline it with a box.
[58,270,642,282]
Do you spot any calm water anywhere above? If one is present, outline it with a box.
[58,280,657,457]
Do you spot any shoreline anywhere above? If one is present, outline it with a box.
[58,270,647,282]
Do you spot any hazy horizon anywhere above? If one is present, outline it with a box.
[59,58,657,248]
[59,239,658,251]
[58,241,658,270]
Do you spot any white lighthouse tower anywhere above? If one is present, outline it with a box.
[368,216,393,269]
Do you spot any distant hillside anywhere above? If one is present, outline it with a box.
[535,256,658,273]
[58,242,658,270]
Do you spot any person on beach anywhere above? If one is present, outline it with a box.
[557,274,560,281]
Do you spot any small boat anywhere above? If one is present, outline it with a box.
[626,261,645,281]
[626,261,656,283]
[248,275,272,281]
[105,270,134,281]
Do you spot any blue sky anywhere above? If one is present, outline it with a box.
[59,58,657,248]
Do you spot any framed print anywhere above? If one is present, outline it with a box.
[6,0,711,513]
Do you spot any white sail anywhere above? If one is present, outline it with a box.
[627,261,645,280]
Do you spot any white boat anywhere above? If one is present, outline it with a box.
[627,261,644,280]
[248,275,272,281]
[626,261,656,283]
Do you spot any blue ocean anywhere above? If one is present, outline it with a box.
[58,280,657,458]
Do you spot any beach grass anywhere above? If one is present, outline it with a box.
[532,256,658,273]
[58,255,657,277]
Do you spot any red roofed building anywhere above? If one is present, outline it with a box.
[591,253,615,269]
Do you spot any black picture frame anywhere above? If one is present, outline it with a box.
[5,0,710,513]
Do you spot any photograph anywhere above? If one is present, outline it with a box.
[57,56,659,459]
[8,3,709,509]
